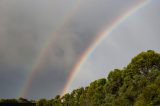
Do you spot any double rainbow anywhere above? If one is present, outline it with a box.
[19,0,150,98]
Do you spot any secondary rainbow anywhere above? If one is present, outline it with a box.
[19,0,86,98]
[61,0,150,96]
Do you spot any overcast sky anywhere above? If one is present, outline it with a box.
[0,0,159,99]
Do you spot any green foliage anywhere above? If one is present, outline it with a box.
[1,50,160,106]
[36,99,48,106]
[37,50,160,106]
[0,99,18,103]
[0,98,35,106]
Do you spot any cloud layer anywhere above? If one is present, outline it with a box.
[0,0,155,99]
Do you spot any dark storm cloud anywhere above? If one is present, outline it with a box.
[27,0,143,99]
[0,0,73,98]
[0,0,144,99]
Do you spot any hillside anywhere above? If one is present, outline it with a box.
[37,50,160,106]
[1,50,160,106]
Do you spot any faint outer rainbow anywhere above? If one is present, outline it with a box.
[61,0,150,96]
[19,0,86,98]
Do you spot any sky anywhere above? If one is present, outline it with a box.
[0,0,159,99]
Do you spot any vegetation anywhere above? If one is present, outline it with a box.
[0,97,36,106]
[1,50,160,106]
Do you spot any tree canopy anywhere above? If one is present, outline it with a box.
[43,50,160,106]
[1,50,160,106]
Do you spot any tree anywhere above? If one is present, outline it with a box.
[36,99,47,106]
[2,50,157,106]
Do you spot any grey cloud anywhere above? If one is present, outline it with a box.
[0,0,147,99]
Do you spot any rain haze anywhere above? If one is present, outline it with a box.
[0,0,159,99]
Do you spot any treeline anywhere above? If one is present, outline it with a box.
[1,50,160,106]
[0,98,36,106]
[36,50,160,106]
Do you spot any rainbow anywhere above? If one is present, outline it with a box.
[19,0,86,98]
[61,0,150,96]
